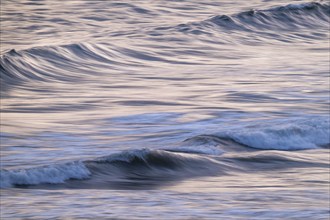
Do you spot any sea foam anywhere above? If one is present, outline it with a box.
[220,116,330,150]
[0,161,90,188]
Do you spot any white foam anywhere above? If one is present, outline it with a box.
[168,146,224,155]
[0,161,91,188]
[167,142,225,155]
[221,116,329,150]
[161,135,225,156]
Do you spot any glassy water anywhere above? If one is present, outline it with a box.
[1,0,329,219]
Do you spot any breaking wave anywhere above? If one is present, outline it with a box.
[0,161,91,188]
[1,116,328,189]
[0,149,228,189]
[217,116,330,150]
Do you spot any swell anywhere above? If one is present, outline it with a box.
[1,3,328,86]
[156,2,329,41]
[0,42,201,87]
[207,2,329,31]
[0,43,123,85]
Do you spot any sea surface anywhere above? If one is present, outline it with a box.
[1,0,329,219]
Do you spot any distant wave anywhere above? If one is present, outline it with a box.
[156,2,329,38]
[207,2,329,30]
[1,2,328,86]
[0,42,200,86]
[1,116,328,189]
[0,43,117,84]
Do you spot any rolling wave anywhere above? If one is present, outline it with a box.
[156,2,329,42]
[1,147,326,189]
[216,116,330,150]
[1,116,328,189]
[0,42,199,86]
[0,43,120,84]
[207,2,329,31]
[0,149,228,189]
[1,2,329,86]
[177,116,329,151]
[0,161,91,189]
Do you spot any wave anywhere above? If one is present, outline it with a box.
[1,3,328,86]
[0,161,91,188]
[0,149,229,189]
[177,116,329,151]
[218,116,330,150]
[0,42,201,86]
[208,2,329,30]
[1,116,328,189]
[1,147,326,189]
[160,2,329,40]
[0,43,118,85]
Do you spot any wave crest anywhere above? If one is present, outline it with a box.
[2,116,328,189]
[0,43,114,84]
[217,116,330,150]
[167,2,329,37]
[208,2,329,31]
[0,149,226,189]
[0,161,90,188]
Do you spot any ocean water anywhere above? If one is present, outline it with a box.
[1,0,329,219]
